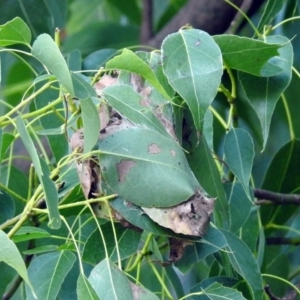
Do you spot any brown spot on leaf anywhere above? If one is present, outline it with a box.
[148,143,161,154]
[117,159,136,182]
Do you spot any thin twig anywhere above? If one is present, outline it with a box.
[264,285,282,300]
[254,189,300,205]
[140,0,153,44]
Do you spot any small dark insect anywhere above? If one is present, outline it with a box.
[190,203,196,214]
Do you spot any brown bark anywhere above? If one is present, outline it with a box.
[147,0,244,48]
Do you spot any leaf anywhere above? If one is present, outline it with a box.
[106,48,170,99]
[238,36,293,149]
[88,258,134,300]
[83,49,117,73]
[257,0,288,33]
[129,282,160,300]
[213,35,282,76]
[224,183,253,233]
[79,97,100,153]
[162,29,223,131]
[108,0,141,24]
[102,84,168,136]
[23,245,58,255]
[0,191,15,224]
[224,128,254,200]
[77,274,100,300]
[221,230,263,300]
[82,223,141,265]
[16,117,61,229]
[110,198,180,237]
[16,117,42,177]
[190,282,247,300]
[72,73,97,99]
[203,109,214,150]
[142,190,214,237]
[32,33,74,94]
[34,81,68,162]
[182,111,229,229]
[98,127,199,208]
[40,158,61,229]
[0,132,15,162]
[25,251,76,300]
[0,230,35,296]
[261,139,300,226]
[175,226,227,273]
[0,17,31,46]
[12,226,51,242]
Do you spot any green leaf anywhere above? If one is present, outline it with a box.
[224,128,254,200]
[192,282,247,299]
[0,191,15,224]
[0,17,31,46]
[175,226,227,273]
[12,226,51,242]
[16,117,43,177]
[25,251,76,300]
[257,0,288,33]
[32,33,74,94]
[182,112,229,229]
[106,48,170,99]
[34,81,68,163]
[261,139,300,226]
[0,132,15,162]
[16,118,61,228]
[162,29,223,131]
[102,85,168,136]
[98,128,199,207]
[129,282,160,300]
[23,245,58,255]
[0,230,35,296]
[88,258,134,300]
[82,223,141,265]
[238,36,293,149]
[40,158,61,229]
[0,230,33,292]
[72,73,97,99]
[213,35,282,76]
[79,97,100,153]
[221,230,263,300]
[77,274,100,300]
[83,49,117,73]
[224,183,253,233]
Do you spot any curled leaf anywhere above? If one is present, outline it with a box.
[142,189,214,236]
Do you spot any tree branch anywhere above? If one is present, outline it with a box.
[140,0,153,44]
[264,282,300,300]
[147,0,244,48]
[254,189,300,205]
[266,237,300,246]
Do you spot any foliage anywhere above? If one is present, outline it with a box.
[1,1,300,299]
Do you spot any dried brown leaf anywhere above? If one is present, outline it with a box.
[142,189,215,237]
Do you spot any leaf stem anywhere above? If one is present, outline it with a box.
[0,81,54,126]
[224,0,261,37]
[148,261,173,299]
[272,16,300,31]
[126,232,154,272]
